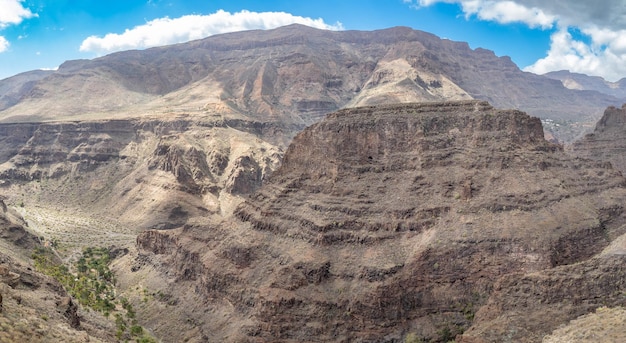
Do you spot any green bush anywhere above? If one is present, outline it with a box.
[33,246,156,342]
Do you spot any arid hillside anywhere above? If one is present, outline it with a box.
[129,101,626,342]
[0,25,620,141]
[0,199,117,342]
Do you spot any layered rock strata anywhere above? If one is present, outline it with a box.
[134,101,626,342]
[0,117,288,229]
[570,104,626,174]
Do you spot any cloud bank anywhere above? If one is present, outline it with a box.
[409,0,626,81]
[80,10,343,54]
[0,0,37,53]
[0,36,9,53]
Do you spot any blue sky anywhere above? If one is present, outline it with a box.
[1,0,626,81]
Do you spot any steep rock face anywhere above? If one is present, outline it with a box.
[0,199,38,254]
[134,101,626,342]
[0,118,286,231]
[570,104,626,174]
[460,254,626,343]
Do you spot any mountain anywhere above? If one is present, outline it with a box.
[0,25,620,141]
[570,104,626,174]
[3,24,621,247]
[1,25,626,343]
[544,70,626,99]
[0,70,53,112]
[131,101,626,342]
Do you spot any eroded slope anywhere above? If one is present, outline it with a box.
[0,200,115,342]
[570,104,626,174]
[0,117,286,251]
[131,101,626,342]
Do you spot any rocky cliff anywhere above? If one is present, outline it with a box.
[132,101,626,342]
[570,104,626,175]
[0,117,287,233]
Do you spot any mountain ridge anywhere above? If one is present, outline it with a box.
[0,24,620,143]
[544,70,626,99]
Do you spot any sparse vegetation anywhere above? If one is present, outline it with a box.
[32,246,157,342]
[404,332,424,343]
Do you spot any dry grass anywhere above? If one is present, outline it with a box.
[14,205,136,259]
[0,283,109,343]
[543,307,626,343]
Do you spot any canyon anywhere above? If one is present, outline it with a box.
[0,25,625,342]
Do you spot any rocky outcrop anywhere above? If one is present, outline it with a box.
[0,200,37,251]
[460,254,626,343]
[0,117,286,229]
[570,104,626,174]
[135,101,626,342]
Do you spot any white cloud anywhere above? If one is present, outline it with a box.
[466,1,555,28]
[0,0,35,54]
[0,0,36,28]
[80,10,344,54]
[413,0,555,28]
[410,0,626,80]
[524,26,626,81]
[0,36,9,52]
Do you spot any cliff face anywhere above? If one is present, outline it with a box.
[0,117,286,232]
[133,101,626,342]
[570,104,626,174]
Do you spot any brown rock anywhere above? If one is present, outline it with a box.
[135,101,626,342]
[570,104,626,174]
[56,296,81,329]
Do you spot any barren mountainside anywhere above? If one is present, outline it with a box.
[0,25,620,142]
[570,104,626,175]
[544,70,626,99]
[0,116,287,232]
[1,24,626,343]
[130,101,626,342]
